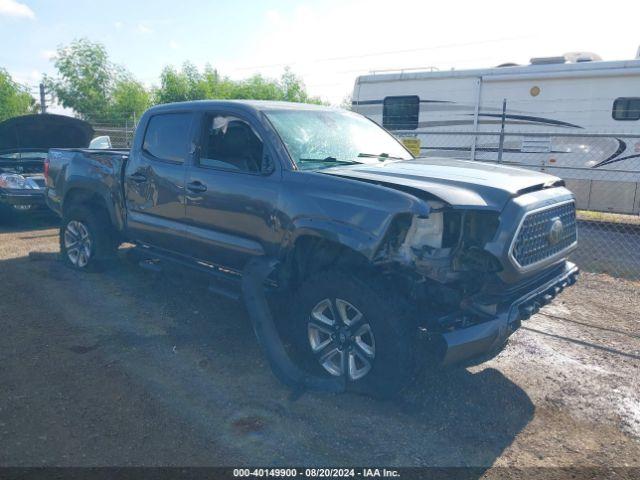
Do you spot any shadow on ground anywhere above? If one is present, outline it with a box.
[0,209,59,233]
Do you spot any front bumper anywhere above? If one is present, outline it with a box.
[0,188,46,207]
[430,261,579,366]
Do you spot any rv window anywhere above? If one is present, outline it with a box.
[612,97,640,121]
[383,96,419,130]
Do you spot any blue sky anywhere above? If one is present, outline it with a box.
[2,0,640,108]
[2,1,295,83]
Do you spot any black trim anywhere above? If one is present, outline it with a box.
[352,99,453,106]
[593,152,640,168]
[592,138,627,168]
[476,113,583,129]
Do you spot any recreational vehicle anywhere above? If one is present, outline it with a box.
[352,52,640,214]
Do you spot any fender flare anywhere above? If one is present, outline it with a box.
[241,256,346,393]
[284,217,385,262]
[62,176,124,230]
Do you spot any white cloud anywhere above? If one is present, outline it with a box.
[114,21,124,30]
[41,49,56,60]
[8,68,41,85]
[213,0,640,105]
[0,0,35,19]
[169,40,179,50]
[264,10,281,24]
[137,23,153,34]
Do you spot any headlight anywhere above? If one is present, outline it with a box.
[405,201,445,249]
[0,173,39,190]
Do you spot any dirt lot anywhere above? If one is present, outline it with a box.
[1,216,639,470]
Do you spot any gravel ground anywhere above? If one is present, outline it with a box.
[1,216,639,470]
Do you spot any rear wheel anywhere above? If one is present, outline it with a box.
[60,206,118,271]
[289,270,419,397]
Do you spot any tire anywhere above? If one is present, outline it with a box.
[288,270,419,397]
[60,205,118,272]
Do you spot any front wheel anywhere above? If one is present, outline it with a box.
[289,270,419,397]
[60,206,118,271]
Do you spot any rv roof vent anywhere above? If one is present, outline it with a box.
[496,62,520,68]
[564,51,602,63]
[530,56,566,65]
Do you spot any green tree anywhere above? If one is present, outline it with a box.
[45,38,114,122]
[233,74,284,100]
[153,63,323,105]
[0,68,36,122]
[280,67,321,104]
[110,76,151,123]
[155,65,191,104]
[46,39,324,124]
[340,94,353,110]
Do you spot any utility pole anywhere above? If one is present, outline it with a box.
[39,83,47,114]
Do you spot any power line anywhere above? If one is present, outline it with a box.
[232,35,536,71]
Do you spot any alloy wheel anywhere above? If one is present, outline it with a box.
[307,298,375,380]
[64,220,92,268]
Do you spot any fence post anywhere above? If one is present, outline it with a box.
[497,98,507,163]
[470,76,482,161]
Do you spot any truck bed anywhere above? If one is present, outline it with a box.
[45,148,129,230]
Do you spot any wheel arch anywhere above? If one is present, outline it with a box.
[62,177,121,230]
[280,228,374,289]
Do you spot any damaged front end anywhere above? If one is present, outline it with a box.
[375,202,503,283]
[373,200,579,366]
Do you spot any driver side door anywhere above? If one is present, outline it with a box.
[183,110,282,271]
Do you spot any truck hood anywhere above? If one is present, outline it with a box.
[0,114,94,153]
[320,157,564,210]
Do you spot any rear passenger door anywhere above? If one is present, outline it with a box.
[183,110,282,271]
[124,112,195,250]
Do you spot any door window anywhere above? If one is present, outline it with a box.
[142,113,192,162]
[199,114,264,173]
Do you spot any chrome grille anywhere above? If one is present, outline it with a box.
[511,201,577,268]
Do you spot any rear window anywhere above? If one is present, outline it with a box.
[142,113,192,162]
[612,97,640,121]
[383,96,420,130]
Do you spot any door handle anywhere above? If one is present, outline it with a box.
[129,172,147,183]
[186,181,207,193]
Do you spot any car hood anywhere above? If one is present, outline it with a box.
[320,157,564,210]
[0,114,94,154]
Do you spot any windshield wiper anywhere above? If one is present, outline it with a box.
[357,152,406,161]
[298,156,362,165]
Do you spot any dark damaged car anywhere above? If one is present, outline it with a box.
[44,101,579,396]
[0,114,93,219]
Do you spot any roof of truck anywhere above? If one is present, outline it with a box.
[146,100,337,114]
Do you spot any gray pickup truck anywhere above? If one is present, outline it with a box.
[45,100,578,396]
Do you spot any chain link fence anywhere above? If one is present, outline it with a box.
[395,130,640,280]
[91,121,136,149]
